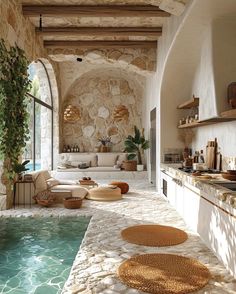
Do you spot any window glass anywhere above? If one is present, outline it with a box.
[28,62,52,106]
[23,61,53,171]
[23,99,34,171]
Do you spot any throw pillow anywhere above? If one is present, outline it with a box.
[35,173,47,195]
[68,154,97,167]
[97,153,118,167]
[46,178,60,188]
[78,162,90,169]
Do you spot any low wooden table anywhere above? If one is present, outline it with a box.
[77,180,98,189]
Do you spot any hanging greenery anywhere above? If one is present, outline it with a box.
[0,39,31,209]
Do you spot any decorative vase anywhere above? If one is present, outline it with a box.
[100,145,111,152]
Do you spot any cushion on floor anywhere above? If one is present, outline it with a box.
[86,186,122,201]
[109,181,129,194]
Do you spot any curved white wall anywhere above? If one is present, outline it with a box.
[145,0,236,188]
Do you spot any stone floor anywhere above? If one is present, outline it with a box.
[1,181,236,294]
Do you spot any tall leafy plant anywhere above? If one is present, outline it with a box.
[124,126,150,164]
[0,39,31,209]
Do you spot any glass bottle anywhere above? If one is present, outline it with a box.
[199,150,205,163]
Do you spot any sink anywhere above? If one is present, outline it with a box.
[213,182,236,191]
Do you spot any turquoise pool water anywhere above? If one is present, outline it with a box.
[0,216,90,294]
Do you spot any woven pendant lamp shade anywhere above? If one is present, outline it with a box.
[64,105,80,123]
[113,105,129,122]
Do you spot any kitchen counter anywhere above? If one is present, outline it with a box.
[161,163,236,213]
[161,163,236,278]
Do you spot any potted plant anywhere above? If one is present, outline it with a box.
[98,136,112,152]
[13,160,30,181]
[124,126,150,171]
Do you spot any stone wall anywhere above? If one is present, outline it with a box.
[0,0,45,60]
[62,68,144,152]
[0,1,54,194]
[48,48,156,75]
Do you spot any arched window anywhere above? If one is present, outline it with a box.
[23,60,53,171]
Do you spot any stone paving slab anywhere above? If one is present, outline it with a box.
[0,182,236,294]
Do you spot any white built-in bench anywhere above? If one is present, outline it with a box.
[54,152,148,180]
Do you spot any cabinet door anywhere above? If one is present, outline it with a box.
[160,171,167,197]
[183,186,200,231]
[175,183,184,216]
[160,171,175,201]
[167,177,176,206]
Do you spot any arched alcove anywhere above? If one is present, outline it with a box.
[61,67,145,152]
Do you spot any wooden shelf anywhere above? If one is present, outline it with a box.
[221,108,236,118]
[177,97,199,109]
[178,121,211,129]
[178,117,236,129]
[177,98,236,129]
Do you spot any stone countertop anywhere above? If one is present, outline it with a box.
[161,163,236,214]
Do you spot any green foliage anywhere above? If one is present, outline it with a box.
[30,77,40,98]
[0,39,31,182]
[13,160,30,174]
[124,126,150,164]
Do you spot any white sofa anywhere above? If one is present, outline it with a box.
[58,152,127,171]
[54,153,148,181]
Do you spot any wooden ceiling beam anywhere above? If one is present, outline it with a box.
[22,5,170,17]
[36,26,162,37]
[44,40,157,49]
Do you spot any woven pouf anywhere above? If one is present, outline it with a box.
[86,186,122,201]
[109,181,129,194]
[118,253,211,294]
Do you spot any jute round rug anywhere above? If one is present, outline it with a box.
[118,253,211,294]
[121,225,188,246]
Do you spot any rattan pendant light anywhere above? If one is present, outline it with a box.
[63,104,80,123]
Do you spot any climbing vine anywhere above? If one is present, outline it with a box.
[0,39,31,209]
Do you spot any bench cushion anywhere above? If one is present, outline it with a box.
[68,154,97,167]
[97,153,118,167]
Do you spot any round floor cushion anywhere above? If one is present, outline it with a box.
[86,186,122,201]
[118,253,211,294]
[121,224,188,247]
[109,181,129,194]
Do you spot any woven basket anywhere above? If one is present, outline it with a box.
[63,197,83,209]
[123,160,137,171]
[35,190,55,207]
